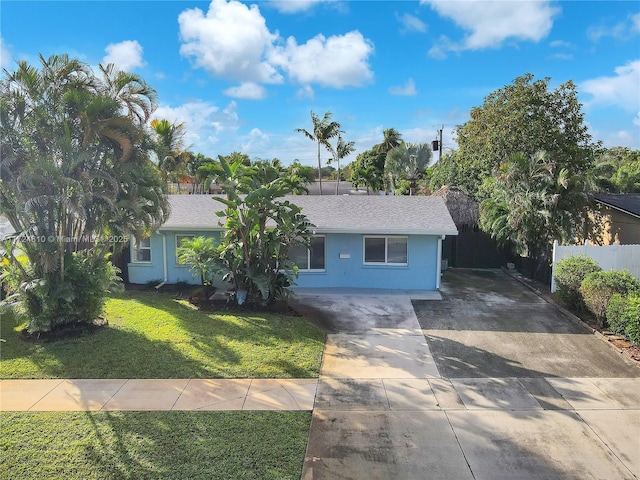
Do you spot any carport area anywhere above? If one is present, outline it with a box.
[294,270,640,480]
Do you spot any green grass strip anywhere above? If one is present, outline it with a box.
[1,411,311,479]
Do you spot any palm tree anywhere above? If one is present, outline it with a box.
[328,135,356,195]
[0,54,168,333]
[375,128,403,154]
[385,143,431,195]
[150,118,188,192]
[295,111,341,195]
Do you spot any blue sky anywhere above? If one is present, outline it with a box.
[1,0,639,167]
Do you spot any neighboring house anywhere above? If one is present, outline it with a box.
[128,194,458,290]
[591,194,640,245]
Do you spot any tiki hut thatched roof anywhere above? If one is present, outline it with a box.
[431,185,479,228]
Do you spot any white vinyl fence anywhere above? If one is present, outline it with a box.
[550,240,640,292]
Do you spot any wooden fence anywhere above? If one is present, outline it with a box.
[550,240,640,292]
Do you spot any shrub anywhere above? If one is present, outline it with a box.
[606,294,629,336]
[554,255,602,311]
[623,296,640,345]
[580,270,640,327]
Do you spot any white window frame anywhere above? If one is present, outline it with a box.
[131,237,152,263]
[175,234,195,265]
[363,236,408,266]
[292,235,326,272]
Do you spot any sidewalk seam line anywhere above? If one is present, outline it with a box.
[170,378,191,411]
[444,410,477,480]
[27,379,64,411]
[99,379,128,412]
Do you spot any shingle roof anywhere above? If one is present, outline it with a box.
[161,194,458,235]
[593,194,640,219]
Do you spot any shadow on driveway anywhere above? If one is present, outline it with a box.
[414,269,639,378]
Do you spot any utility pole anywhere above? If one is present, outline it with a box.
[432,125,443,163]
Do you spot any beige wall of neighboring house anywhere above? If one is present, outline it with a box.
[591,205,640,245]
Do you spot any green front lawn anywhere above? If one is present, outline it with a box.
[0,291,325,379]
[0,411,310,479]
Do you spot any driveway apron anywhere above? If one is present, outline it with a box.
[296,272,639,480]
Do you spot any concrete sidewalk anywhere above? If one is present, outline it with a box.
[0,378,318,411]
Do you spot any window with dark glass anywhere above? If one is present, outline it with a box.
[289,236,325,270]
[364,236,407,265]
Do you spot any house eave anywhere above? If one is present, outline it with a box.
[312,227,459,236]
[595,200,640,220]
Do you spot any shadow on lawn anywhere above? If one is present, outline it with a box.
[81,411,309,479]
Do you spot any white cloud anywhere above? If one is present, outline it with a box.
[423,0,558,56]
[588,13,640,42]
[389,78,417,96]
[396,12,427,33]
[241,127,270,153]
[179,0,282,84]
[152,100,239,152]
[178,0,374,93]
[296,85,315,100]
[0,37,12,69]
[102,40,145,71]
[224,82,267,99]
[581,60,640,112]
[272,31,374,88]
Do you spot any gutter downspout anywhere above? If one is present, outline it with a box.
[436,235,444,290]
[156,231,168,290]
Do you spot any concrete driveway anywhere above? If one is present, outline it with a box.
[294,270,640,480]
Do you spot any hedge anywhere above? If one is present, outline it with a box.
[580,270,640,327]
[554,255,602,311]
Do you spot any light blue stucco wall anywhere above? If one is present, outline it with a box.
[128,231,441,290]
[294,233,440,290]
[128,231,221,286]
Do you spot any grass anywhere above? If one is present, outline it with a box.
[0,411,311,479]
[0,291,325,379]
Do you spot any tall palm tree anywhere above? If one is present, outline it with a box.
[375,128,403,154]
[329,135,356,195]
[150,118,188,191]
[295,111,341,195]
[0,54,168,332]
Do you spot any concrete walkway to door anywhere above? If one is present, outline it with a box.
[292,272,640,480]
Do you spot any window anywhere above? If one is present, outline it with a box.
[176,235,195,265]
[288,236,325,271]
[131,237,151,263]
[364,236,407,265]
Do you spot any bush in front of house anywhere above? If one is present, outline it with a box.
[554,255,602,311]
[580,270,640,327]
[607,294,640,345]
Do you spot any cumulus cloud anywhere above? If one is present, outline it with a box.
[179,0,282,84]
[178,0,374,94]
[241,127,270,152]
[423,0,558,57]
[272,31,374,88]
[581,60,640,111]
[103,40,145,71]
[224,82,267,99]
[389,78,417,96]
[396,12,427,33]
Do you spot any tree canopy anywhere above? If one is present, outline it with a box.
[0,54,168,333]
[454,73,598,199]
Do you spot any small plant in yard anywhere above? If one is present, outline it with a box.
[554,255,602,311]
[580,270,640,327]
[606,294,640,345]
[176,236,219,298]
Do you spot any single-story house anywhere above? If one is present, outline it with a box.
[591,194,640,245]
[128,194,458,290]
